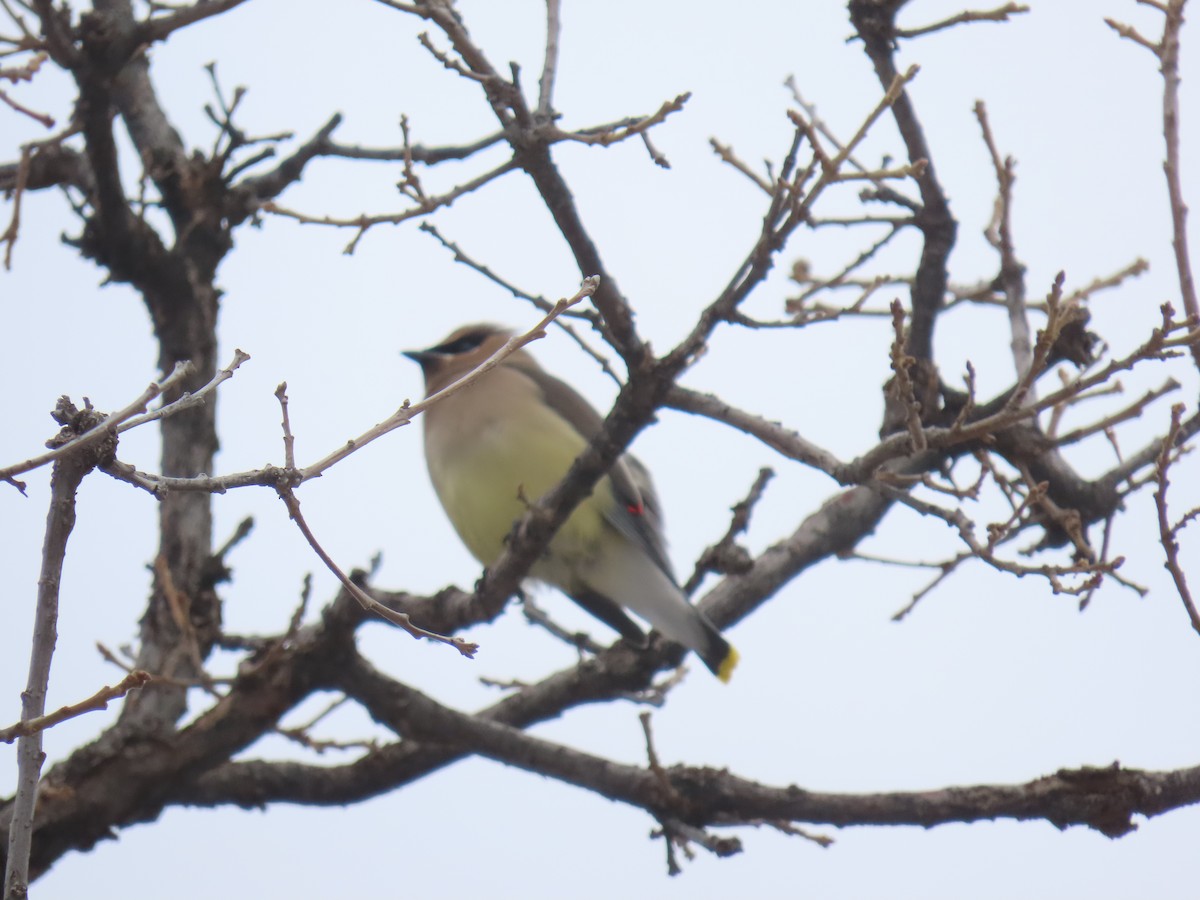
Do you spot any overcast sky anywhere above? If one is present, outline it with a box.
[2,1,1199,898]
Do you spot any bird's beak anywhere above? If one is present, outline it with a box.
[402,348,432,365]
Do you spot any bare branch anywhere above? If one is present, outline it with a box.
[1052,380,1180,448]
[975,99,1032,384]
[886,300,929,450]
[301,653,1200,842]
[1155,0,1200,371]
[1106,2,1198,371]
[787,228,903,310]
[274,481,477,656]
[137,0,250,43]
[261,157,519,254]
[1,118,80,268]
[536,0,561,120]
[417,221,620,383]
[0,671,151,744]
[319,130,504,166]
[275,382,296,470]
[850,3,956,363]
[1154,403,1200,636]
[518,592,606,656]
[896,3,1030,39]
[683,467,775,595]
[4,402,105,899]
[0,361,195,489]
[115,349,249,435]
[709,138,773,194]
[549,93,691,149]
[1105,16,1161,54]
[784,73,918,206]
[666,387,843,478]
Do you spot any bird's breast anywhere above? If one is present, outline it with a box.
[426,397,612,571]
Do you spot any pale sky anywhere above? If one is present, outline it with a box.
[2,2,1198,898]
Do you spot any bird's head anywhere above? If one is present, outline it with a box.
[404,323,516,393]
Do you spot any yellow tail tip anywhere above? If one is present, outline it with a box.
[717,646,740,684]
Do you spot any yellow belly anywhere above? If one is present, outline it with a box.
[428,410,612,577]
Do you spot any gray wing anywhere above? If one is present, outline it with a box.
[612,454,673,579]
[512,358,675,580]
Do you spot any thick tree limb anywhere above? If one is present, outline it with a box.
[170,650,1200,842]
[849,0,957,365]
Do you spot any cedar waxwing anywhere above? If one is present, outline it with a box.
[405,324,739,682]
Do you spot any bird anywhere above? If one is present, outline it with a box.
[405,324,739,682]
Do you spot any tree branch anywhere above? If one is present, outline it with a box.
[3,401,109,899]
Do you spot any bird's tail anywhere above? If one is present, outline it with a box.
[583,545,739,682]
[696,621,740,683]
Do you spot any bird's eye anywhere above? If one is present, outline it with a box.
[435,331,490,355]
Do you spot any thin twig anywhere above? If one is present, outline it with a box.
[683,468,775,595]
[1107,2,1198,372]
[666,387,843,478]
[153,554,221,696]
[1154,403,1200,636]
[975,100,1032,385]
[550,94,691,149]
[417,222,620,383]
[0,671,151,743]
[639,711,677,799]
[276,382,296,469]
[787,228,902,308]
[104,282,597,497]
[275,483,478,656]
[874,479,1120,595]
[1005,272,1067,412]
[116,349,250,434]
[137,0,249,43]
[1157,0,1200,371]
[751,818,835,848]
[519,592,605,656]
[896,3,1030,39]
[709,138,773,194]
[887,299,928,450]
[784,74,914,202]
[262,158,519,255]
[0,360,195,489]
[1052,380,1180,448]
[536,0,560,120]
